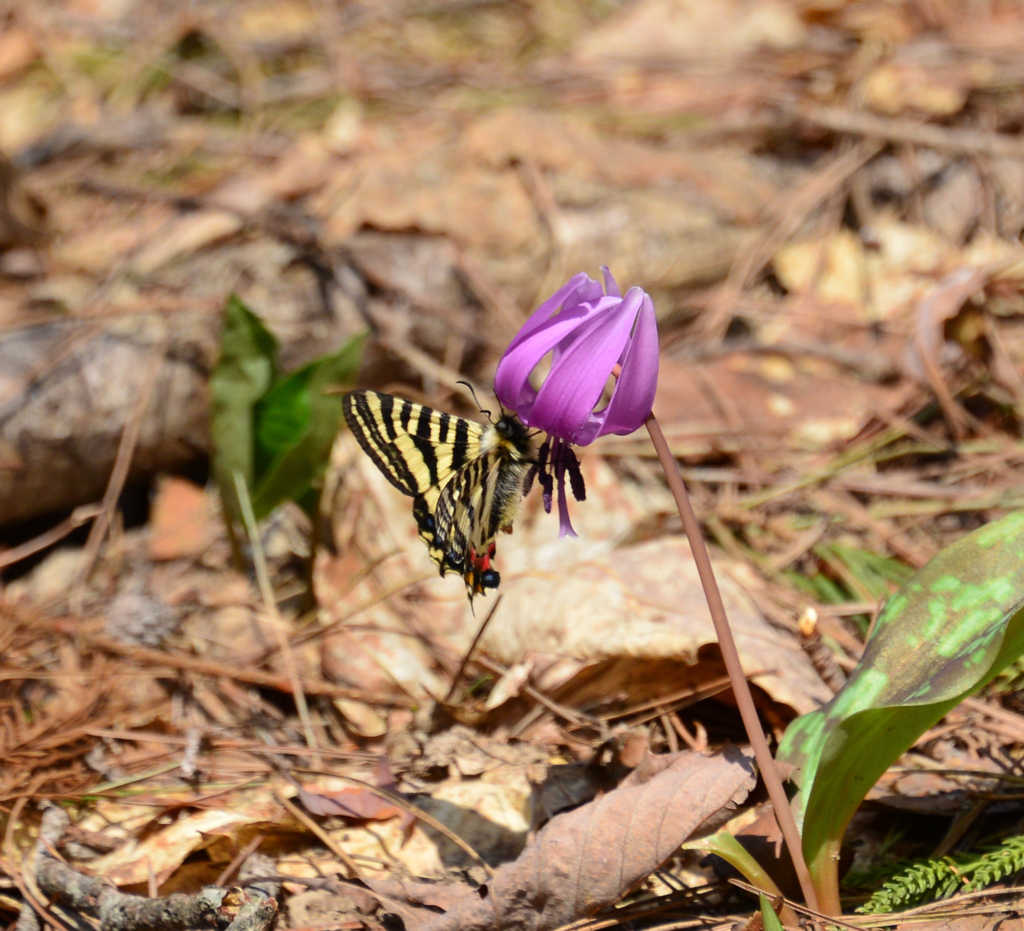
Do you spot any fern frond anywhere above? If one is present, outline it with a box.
[964,835,1024,893]
[859,858,962,914]
[859,834,1024,914]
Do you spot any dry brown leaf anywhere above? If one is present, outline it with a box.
[0,27,37,81]
[328,161,539,254]
[772,228,867,310]
[922,162,983,243]
[657,352,907,452]
[130,210,243,275]
[0,82,62,151]
[903,266,989,386]
[773,216,953,323]
[318,443,657,704]
[574,0,805,62]
[483,536,832,716]
[148,476,217,560]
[233,0,320,45]
[84,795,283,887]
[322,436,827,714]
[463,109,778,214]
[297,784,404,821]
[862,60,971,117]
[384,746,755,931]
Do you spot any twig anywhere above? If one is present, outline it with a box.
[69,338,167,614]
[729,879,863,930]
[645,412,820,913]
[215,832,269,888]
[295,768,496,878]
[468,652,598,732]
[28,806,280,931]
[28,620,413,705]
[233,472,320,762]
[802,103,1024,159]
[273,789,365,880]
[445,593,502,703]
[703,140,882,340]
[0,505,102,570]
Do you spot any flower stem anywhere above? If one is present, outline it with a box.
[645,413,820,913]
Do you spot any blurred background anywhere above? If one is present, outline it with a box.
[3,0,1024,532]
[4,0,1024,917]
[3,0,1024,520]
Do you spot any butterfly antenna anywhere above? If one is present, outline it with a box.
[457,380,493,423]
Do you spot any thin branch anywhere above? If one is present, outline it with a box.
[803,103,1024,158]
[69,338,167,614]
[0,504,101,570]
[445,593,503,703]
[234,472,319,762]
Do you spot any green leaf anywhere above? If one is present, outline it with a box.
[250,333,365,520]
[680,831,783,899]
[210,296,278,523]
[777,510,1024,906]
[254,364,316,478]
[759,893,785,931]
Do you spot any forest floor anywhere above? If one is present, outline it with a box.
[4,1,1024,929]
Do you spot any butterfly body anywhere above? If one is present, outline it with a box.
[342,390,534,598]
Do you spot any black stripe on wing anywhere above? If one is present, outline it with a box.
[342,391,422,495]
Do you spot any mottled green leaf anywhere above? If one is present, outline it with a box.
[210,296,277,523]
[777,510,1024,903]
[250,333,365,520]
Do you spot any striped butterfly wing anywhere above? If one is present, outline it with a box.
[342,390,483,498]
[343,390,493,591]
[434,449,511,594]
[435,447,531,577]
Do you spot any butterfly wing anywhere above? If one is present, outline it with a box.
[343,390,532,598]
[343,390,485,577]
[434,447,531,595]
[342,390,483,496]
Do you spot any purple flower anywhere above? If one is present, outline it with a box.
[495,268,659,535]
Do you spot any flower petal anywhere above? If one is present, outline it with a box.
[502,273,595,356]
[556,477,577,537]
[594,289,659,438]
[601,265,621,298]
[494,299,606,416]
[528,289,643,443]
[494,274,596,412]
[547,294,623,367]
[494,295,619,419]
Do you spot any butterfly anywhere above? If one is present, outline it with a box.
[342,390,535,599]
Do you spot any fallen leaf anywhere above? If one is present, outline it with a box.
[862,60,970,117]
[130,210,243,275]
[574,0,806,62]
[903,266,989,385]
[297,784,403,821]
[772,228,867,310]
[148,476,217,560]
[0,27,37,81]
[320,125,540,253]
[383,746,756,931]
[85,800,283,887]
[323,436,829,714]
[483,536,833,716]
